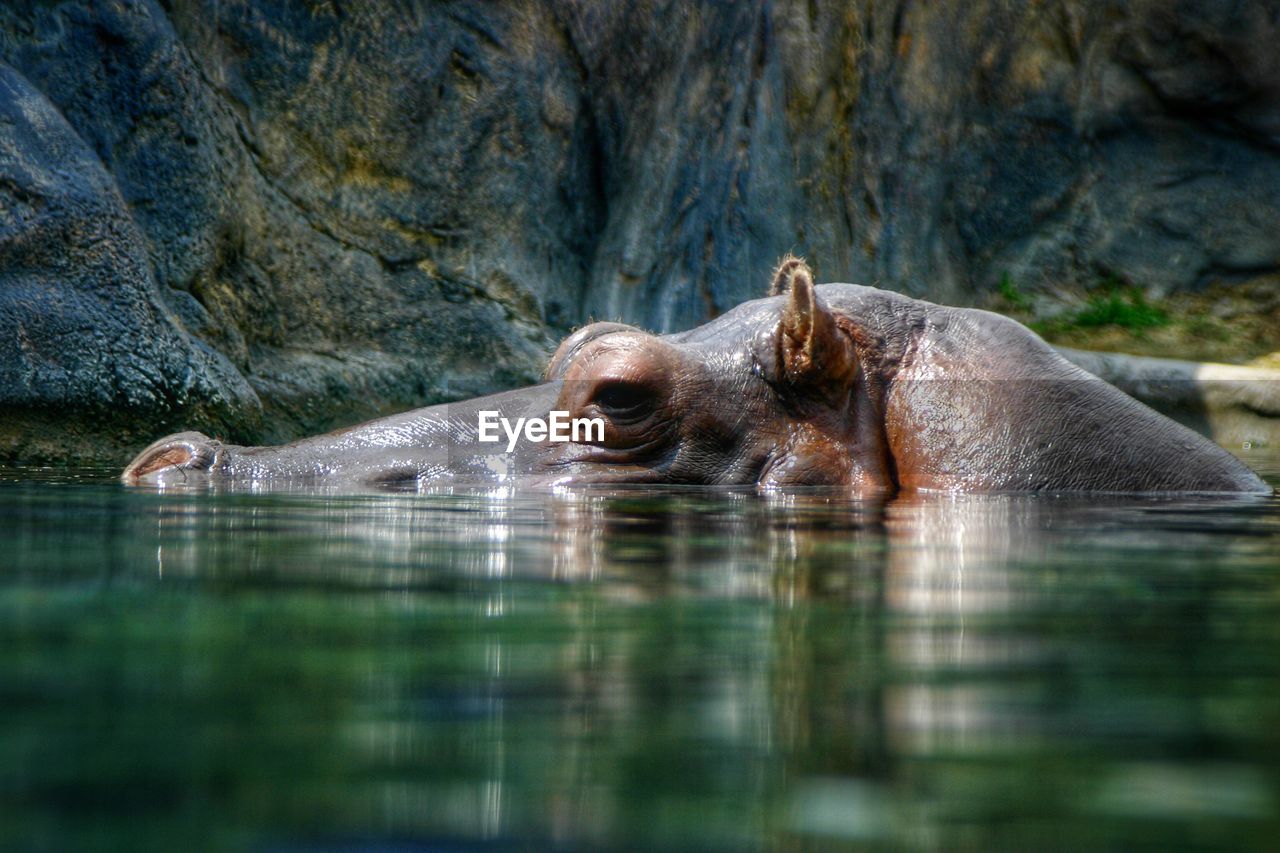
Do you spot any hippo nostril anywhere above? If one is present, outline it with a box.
[122,432,221,483]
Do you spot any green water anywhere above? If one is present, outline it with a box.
[2,455,1280,851]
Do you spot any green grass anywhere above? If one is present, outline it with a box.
[1070,288,1168,330]
[995,273,1170,338]
[997,271,1031,310]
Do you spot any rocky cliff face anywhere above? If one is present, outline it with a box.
[2,0,1277,463]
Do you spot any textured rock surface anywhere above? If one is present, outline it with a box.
[1,0,1278,463]
[0,60,258,462]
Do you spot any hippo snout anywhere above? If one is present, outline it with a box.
[122,431,223,484]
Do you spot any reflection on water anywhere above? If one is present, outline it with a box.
[2,456,1280,849]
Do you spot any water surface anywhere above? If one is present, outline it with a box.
[2,452,1280,850]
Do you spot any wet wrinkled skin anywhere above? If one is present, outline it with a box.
[123,261,1268,495]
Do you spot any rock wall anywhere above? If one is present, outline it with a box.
[1,0,1277,463]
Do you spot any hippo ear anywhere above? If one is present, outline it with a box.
[776,260,857,394]
[769,254,810,297]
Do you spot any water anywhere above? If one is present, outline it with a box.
[2,452,1280,851]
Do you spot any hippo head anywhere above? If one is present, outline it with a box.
[123,258,894,494]
[537,256,892,490]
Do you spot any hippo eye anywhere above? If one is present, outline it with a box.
[592,381,655,422]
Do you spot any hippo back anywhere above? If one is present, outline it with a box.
[819,284,1266,493]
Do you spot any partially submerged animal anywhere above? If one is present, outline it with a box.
[123,258,1267,494]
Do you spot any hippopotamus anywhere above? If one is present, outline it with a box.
[123,258,1267,494]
